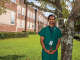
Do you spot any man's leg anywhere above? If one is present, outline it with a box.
[42,49,50,60]
[50,50,58,60]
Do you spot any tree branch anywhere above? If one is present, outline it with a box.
[69,0,80,18]
[24,0,62,15]
[35,0,56,6]
[24,1,58,14]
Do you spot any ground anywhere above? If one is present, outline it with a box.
[0,34,80,60]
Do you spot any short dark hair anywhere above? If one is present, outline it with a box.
[48,14,55,20]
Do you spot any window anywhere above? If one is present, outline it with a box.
[32,23,34,29]
[21,20,25,28]
[37,24,38,30]
[30,22,32,29]
[28,10,30,17]
[17,19,21,28]
[27,22,29,29]
[33,13,35,19]
[39,16,40,21]
[45,20,47,24]
[30,12,32,18]
[42,18,43,22]
[11,11,15,25]
[18,5,21,14]
[11,0,16,2]
[22,7,25,15]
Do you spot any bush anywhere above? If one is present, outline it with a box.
[74,35,80,41]
[0,32,29,39]
[74,36,80,39]
[22,31,36,35]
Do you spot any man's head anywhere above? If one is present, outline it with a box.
[48,14,55,25]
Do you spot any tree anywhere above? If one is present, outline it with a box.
[0,0,10,15]
[24,0,80,60]
[74,15,80,34]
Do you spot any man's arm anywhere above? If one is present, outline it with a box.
[55,38,61,51]
[40,36,46,51]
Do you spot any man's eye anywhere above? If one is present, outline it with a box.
[49,19,55,20]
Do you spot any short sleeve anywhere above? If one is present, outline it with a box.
[38,28,45,37]
[57,28,62,39]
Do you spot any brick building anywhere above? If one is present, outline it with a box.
[0,0,53,33]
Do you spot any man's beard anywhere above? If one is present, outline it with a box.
[49,21,55,25]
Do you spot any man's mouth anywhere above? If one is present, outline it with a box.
[50,21,53,23]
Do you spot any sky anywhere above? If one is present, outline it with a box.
[27,0,73,22]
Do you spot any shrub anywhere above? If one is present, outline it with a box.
[74,36,80,39]
[74,35,80,41]
[0,32,29,39]
[22,31,36,35]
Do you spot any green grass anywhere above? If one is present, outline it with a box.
[0,34,80,60]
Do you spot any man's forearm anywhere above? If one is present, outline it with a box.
[55,38,61,51]
[40,41,46,51]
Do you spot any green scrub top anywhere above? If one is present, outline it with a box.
[38,25,62,60]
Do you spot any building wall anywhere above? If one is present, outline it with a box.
[26,5,35,32]
[17,0,26,32]
[0,0,18,32]
[0,0,49,33]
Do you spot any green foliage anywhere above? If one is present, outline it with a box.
[62,7,69,19]
[65,20,67,24]
[75,23,80,32]
[75,16,80,26]
[22,31,36,35]
[0,32,29,39]
[0,0,10,15]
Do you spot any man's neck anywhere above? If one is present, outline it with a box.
[49,24,54,27]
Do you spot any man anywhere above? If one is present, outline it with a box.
[38,14,62,60]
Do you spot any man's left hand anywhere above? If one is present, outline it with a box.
[50,50,56,54]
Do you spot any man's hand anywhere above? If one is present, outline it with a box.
[45,50,53,54]
[50,50,56,54]
[45,49,57,54]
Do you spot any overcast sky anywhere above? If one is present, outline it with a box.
[27,0,73,18]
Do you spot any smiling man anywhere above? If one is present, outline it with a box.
[38,14,62,60]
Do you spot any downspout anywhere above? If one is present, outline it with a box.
[25,4,27,31]
[34,9,37,33]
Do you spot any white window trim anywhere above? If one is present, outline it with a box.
[21,20,24,28]
[30,22,32,29]
[22,7,25,15]
[33,13,35,20]
[39,16,40,21]
[27,21,30,29]
[28,10,30,18]
[18,5,21,14]
[32,23,34,29]
[10,10,15,25]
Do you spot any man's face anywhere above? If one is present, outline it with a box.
[48,16,55,25]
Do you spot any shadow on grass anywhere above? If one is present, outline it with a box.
[0,55,26,60]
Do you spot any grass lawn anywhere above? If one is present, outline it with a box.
[0,34,80,60]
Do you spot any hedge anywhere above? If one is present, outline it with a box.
[0,32,29,39]
[74,35,80,40]
[22,31,36,35]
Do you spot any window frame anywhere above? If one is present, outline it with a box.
[10,11,15,25]
[27,21,30,29]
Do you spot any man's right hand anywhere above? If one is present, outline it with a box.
[45,50,53,54]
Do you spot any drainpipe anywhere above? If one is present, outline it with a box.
[34,9,37,32]
[25,4,28,32]
[24,0,27,32]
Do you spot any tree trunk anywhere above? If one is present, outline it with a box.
[61,16,75,60]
